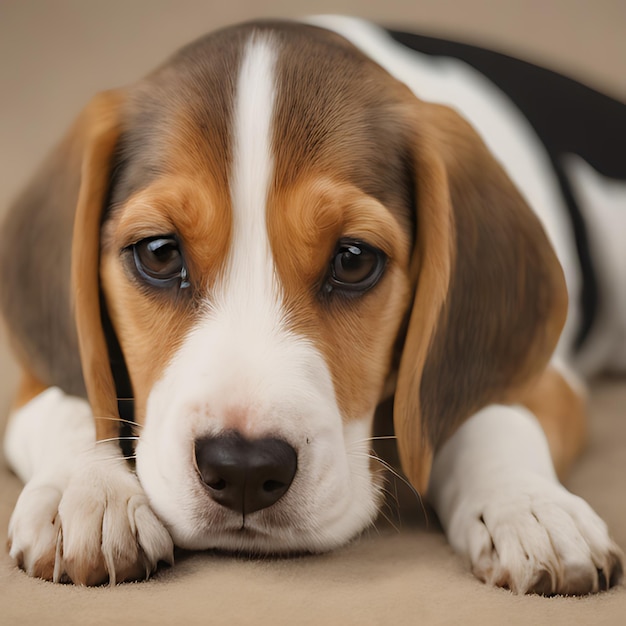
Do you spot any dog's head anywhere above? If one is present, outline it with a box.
[64,22,566,552]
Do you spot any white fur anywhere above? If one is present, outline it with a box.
[429,404,621,594]
[135,34,381,553]
[565,154,626,374]
[4,388,92,579]
[57,441,173,585]
[4,386,94,485]
[230,32,277,292]
[5,387,172,583]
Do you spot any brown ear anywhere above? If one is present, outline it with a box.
[394,101,568,493]
[70,90,126,441]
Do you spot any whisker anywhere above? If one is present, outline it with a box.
[380,483,401,514]
[94,415,142,429]
[92,454,138,464]
[364,524,382,539]
[95,437,140,445]
[375,483,404,531]
[352,450,429,527]
[378,503,401,534]
[348,435,398,449]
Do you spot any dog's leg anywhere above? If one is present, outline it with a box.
[428,364,623,595]
[4,372,173,585]
[519,360,589,480]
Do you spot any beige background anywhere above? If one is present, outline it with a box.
[1,1,624,624]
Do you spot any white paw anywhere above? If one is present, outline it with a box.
[8,443,174,585]
[448,474,623,594]
[8,482,63,580]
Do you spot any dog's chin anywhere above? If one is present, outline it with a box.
[143,473,384,556]
[168,525,355,557]
[153,492,382,556]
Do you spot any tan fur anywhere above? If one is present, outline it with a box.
[100,177,231,422]
[520,367,588,480]
[268,177,412,422]
[393,126,453,491]
[70,90,127,441]
[12,369,48,412]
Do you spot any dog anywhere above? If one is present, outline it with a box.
[1,15,625,593]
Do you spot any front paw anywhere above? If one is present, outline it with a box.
[8,482,63,580]
[8,443,174,585]
[58,443,174,585]
[449,475,624,595]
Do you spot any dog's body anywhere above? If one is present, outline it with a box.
[1,16,624,592]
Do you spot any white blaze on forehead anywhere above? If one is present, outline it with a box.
[189,31,290,406]
[225,33,280,313]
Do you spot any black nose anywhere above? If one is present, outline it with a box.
[194,433,297,515]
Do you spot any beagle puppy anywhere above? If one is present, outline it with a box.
[2,16,625,593]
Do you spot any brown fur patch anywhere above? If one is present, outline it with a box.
[265,27,418,422]
[100,174,232,421]
[420,107,568,445]
[0,109,88,398]
[70,91,128,440]
[268,178,411,421]
[394,100,568,492]
[520,366,588,479]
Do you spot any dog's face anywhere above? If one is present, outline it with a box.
[69,22,565,554]
[98,25,414,551]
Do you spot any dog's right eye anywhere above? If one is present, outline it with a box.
[131,236,188,287]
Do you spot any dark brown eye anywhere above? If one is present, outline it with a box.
[328,240,386,293]
[132,236,186,286]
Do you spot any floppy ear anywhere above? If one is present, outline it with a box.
[394,101,568,493]
[70,90,126,442]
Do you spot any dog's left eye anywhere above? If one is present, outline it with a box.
[328,240,387,293]
[131,236,187,286]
